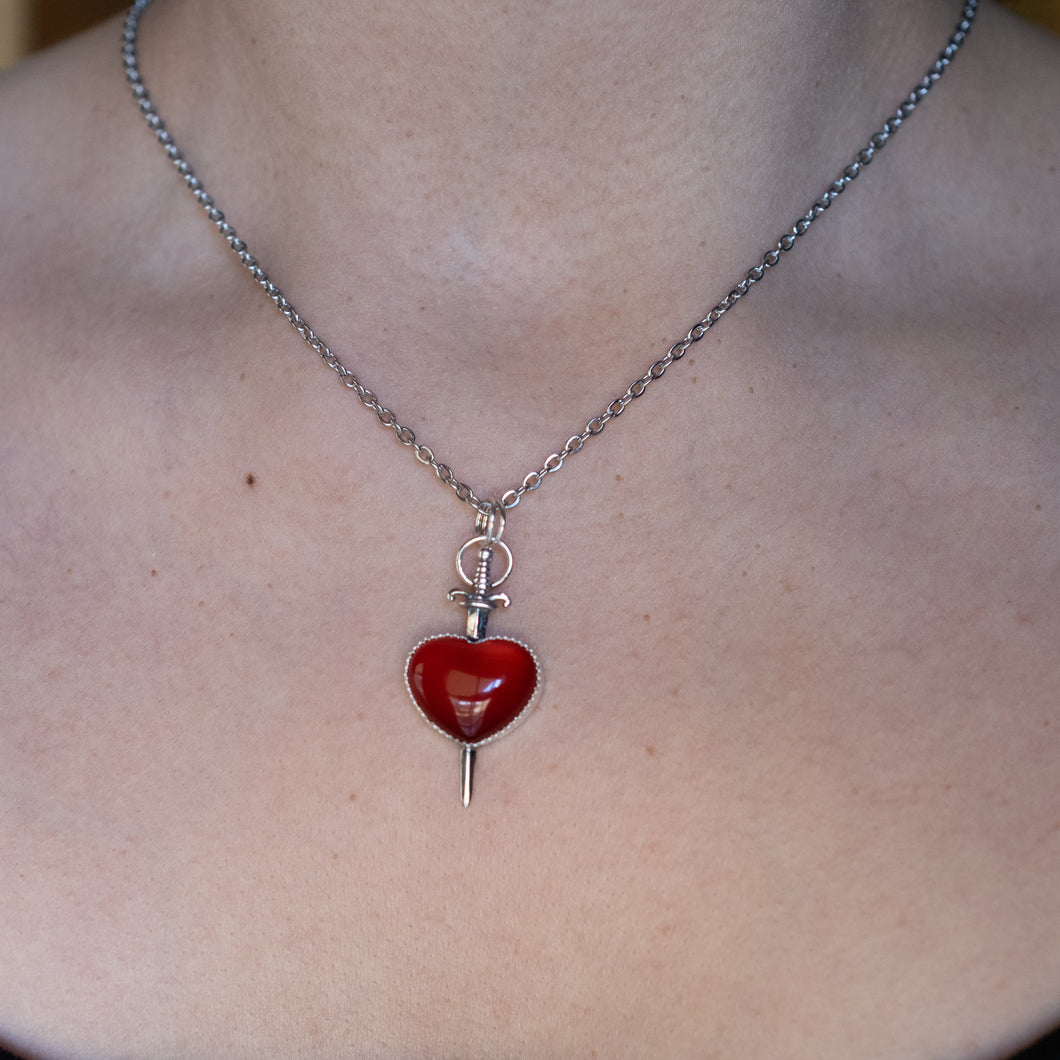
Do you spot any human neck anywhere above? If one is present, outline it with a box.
[141,0,942,235]
[131,0,959,460]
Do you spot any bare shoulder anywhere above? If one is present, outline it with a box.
[949,1,1060,283]
[939,3,1060,495]
[0,17,143,300]
[970,2,1059,166]
[0,15,170,614]
[0,17,164,441]
[878,2,1059,317]
[983,0,1060,126]
[860,1,1060,482]
[0,15,239,717]
[0,12,244,544]
[0,12,214,385]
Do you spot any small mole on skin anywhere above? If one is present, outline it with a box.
[349,793,357,802]
[646,745,656,756]
[642,613,650,622]
[1035,504,1042,511]
[240,372,246,382]
[615,473,623,482]
[245,473,256,487]
[150,570,157,577]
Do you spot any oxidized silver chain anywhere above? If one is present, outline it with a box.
[122,0,979,805]
[122,0,977,518]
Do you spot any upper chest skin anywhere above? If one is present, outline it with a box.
[2,249,1058,1060]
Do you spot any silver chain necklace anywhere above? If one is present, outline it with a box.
[122,0,978,804]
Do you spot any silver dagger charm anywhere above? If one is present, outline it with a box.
[405,503,540,805]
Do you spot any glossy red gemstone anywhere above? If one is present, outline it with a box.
[406,635,539,746]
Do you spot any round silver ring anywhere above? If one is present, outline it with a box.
[455,536,513,588]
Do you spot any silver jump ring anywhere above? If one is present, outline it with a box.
[456,537,513,588]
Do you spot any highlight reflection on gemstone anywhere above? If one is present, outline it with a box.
[407,635,539,744]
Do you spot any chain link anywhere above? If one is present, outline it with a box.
[122,0,977,516]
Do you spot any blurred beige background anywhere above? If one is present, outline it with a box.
[2,0,1059,67]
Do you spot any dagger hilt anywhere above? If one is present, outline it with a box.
[448,502,513,641]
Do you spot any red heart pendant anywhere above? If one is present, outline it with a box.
[406,634,540,746]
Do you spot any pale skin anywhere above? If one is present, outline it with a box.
[1,0,1058,1056]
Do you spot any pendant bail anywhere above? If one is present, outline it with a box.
[475,499,506,546]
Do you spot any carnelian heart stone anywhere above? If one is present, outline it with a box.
[406,635,539,746]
